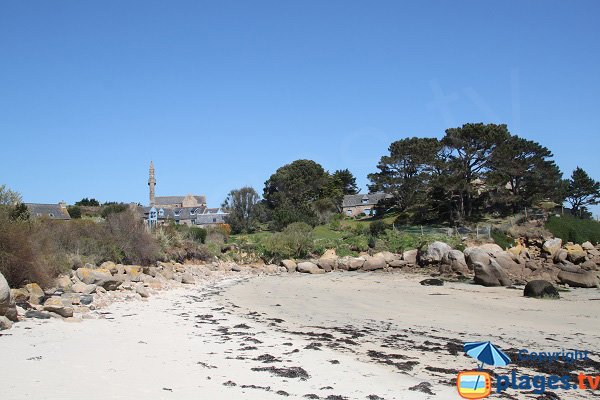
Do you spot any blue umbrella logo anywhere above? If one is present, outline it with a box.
[463,341,511,394]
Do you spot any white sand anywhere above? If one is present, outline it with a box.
[2,272,599,399]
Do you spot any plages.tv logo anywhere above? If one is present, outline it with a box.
[457,341,511,399]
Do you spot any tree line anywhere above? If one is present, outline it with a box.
[224,123,599,234]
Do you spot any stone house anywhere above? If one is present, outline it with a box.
[25,202,71,220]
[341,193,393,217]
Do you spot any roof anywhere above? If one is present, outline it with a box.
[25,203,71,220]
[195,213,228,225]
[154,195,206,206]
[342,192,393,208]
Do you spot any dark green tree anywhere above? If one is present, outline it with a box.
[566,167,600,217]
[368,137,441,212]
[67,205,82,219]
[442,123,511,221]
[9,203,30,221]
[76,198,100,207]
[263,160,331,229]
[222,186,261,234]
[331,169,358,195]
[488,136,564,212]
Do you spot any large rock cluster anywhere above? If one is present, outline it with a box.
[283,250,409,275]
[0,260,284,331]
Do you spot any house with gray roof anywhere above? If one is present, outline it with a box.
[342,192,393,217]
[25,202,71,220]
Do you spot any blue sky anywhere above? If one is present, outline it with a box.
[1,1,599,214]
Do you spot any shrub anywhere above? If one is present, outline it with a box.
[369,220,389,237]
[546,214,600,244]
[67,205,81,219]
[188,227,207,243]
[101,203,128,218]
[262,222,314,259]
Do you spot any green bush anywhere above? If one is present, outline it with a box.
[188,227,207,243]
[67,205,81,219]
[491,230,514,250]
[101,203,128,218]
[546,215,600,244]
[261,222,314,259]
[369,220,389,237]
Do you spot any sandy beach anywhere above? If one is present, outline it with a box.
[2,272,600,399]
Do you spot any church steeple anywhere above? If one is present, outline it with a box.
[148,161,156,206]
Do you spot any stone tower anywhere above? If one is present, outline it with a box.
[148,161,156,206]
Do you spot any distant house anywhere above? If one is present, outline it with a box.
[154,195,207,209]
[143,206,228,227]
[342,193,393,217]
[25,202,71,220]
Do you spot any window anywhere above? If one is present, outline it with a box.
[362,198,369,204]
[158,209,164,217]
[364,208,371,216]
[190,208,196,215]
[213,218,217,223]
[173,209,180,217]
[346,210,352,216]
[49,213,54,217]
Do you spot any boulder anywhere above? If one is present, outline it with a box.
[43,297,74,318]
[24,283,45,305]
[524,280,560,299]
[557,270,599,288]
[72,283,97,295]
[337,257,365,271]
[61,293,81,305]
[403,249,418,264]
[135,284,150,298]
[100,261,117,273]
[473,261,512,287]
[553,249,568,263]
[374,251,399,264]
[543,238,563,255]
[317,258,337,272]
[159,266,175,280]
[582,241,595,251]
[297,262,324,274]
[11,288,29,303]
[181,272,195,284]
[508,243,526,257]
[124,266,144,282]
[55,275,73,292]
[425,241,452,263]
[0,316,13,330]
[477,243,504,255]
[24,310,51,319]
[0,272,17,322]
[580,260,597,271]
[444,250,469,274]
[321,249,337,259]
[80,294,93,305]
[362,257,387,271]
[556,261,582,273]
[465,248,491,270]
[420,278,444,286]
[388,259,408,268]
[566,244,586,264]
[281,260,297,273]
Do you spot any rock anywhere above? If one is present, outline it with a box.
[553,249,568,263]
[477,243,504,255]
[580,260,597,271]
[543,238,563,255]
[374,251,399,264]
[25,310,51,319]
[124,266,144,282]
[557,270,599,288]
[159,266,175,280]
[24,283,45,305]
[316,258,336,272]
[297,262,324,274]
[0,271,17,322]
[582,241,595,251]
[135,284,150,298]
[388,259,408,268]
[508,243,526,257]
[61,293,81,305]
[75,268,117,286]
[337,257,365,271]
[524,280,560,299]
[181,272,195,284]
[80,295,93,305]
[566,244,586,264]
[281,260,297,273]
[11,288,30,303]
[403,249,418,264]
[321,249,337,259]
[55,275,73,292]
[425,241,452,263]
[100,261,117,272]
[43,297,74,318]
[473,261,512,287]
[420,278,444,286]
[0,316,13,330]
[465,248,491,270]
[444,250,469,274]
[362,257,387,271]
[556,261,582,273]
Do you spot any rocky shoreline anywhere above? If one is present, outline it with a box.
[1,237,599,332]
